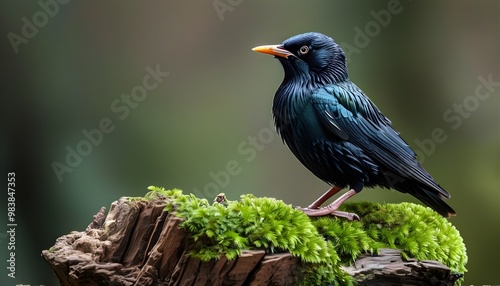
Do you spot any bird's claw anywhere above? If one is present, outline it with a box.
[297,207,360,221]
[329,210,360,221]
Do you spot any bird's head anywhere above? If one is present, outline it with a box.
[253,32,348,86]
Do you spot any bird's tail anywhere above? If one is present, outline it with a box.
[399,182,456,218]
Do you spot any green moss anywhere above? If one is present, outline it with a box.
[340,202,467,274]
[146,186,467,285]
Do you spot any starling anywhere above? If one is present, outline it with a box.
[253,32,455,219]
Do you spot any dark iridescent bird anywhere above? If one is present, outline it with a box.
[253,32,455,219]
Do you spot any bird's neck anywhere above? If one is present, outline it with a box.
[313,69,349,86]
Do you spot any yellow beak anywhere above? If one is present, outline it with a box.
[252,44,294,59]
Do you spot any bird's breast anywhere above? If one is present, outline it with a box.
[273,90,330,150]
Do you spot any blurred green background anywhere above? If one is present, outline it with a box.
[1,1,499,284]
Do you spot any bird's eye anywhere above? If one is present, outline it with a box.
[299,45,309,55]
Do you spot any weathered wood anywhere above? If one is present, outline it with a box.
[42,196,460,285]
[210,255,236,286]
[99,197,142,263]
[342,248,461,285]
[248,253,299,286]
[138,213,189,284]
[122,200,168,267]
[224,250,266,286]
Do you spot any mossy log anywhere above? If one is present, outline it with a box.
[42,188,466,285]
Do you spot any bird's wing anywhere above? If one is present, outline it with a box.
[311,83,450,198]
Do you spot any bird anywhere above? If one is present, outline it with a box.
[252,32,455,220]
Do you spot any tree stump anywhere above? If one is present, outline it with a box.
[42,193,464,285]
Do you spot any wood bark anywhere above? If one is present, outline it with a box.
[42,197,460,286]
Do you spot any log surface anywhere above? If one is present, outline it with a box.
[42,197,459,285]
[342,248,459,286]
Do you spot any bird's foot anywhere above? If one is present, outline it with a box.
[297,207,360,221]
[298,189,360,220]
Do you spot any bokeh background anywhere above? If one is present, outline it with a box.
[1,1,499,284]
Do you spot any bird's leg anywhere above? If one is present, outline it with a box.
[307,185,342,209]
[299,189,360,220]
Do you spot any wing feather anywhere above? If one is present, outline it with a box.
[311,83,450,198]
